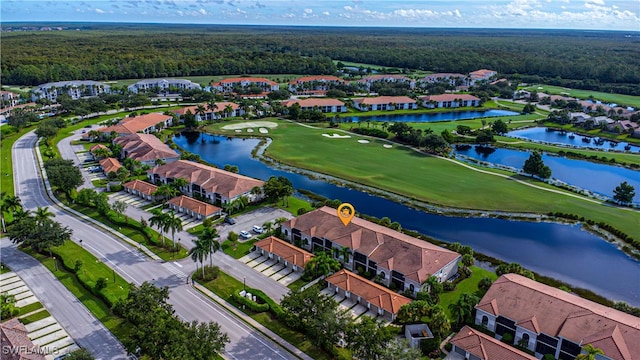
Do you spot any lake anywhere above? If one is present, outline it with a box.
[508,127,640,153]
[343,109,519,123]
[173,132,640,306]
[454,145,640,203]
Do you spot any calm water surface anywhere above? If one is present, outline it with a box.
[343,109,518,123]
[174,133,640,305]
[455,146,640,203]
[509,127,640,153]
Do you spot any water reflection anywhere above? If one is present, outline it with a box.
[173,132,640,305]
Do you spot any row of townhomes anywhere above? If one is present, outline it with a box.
[451,273,640,360]
[31,80,110,102]
[281,206,461,294]
[27,69,497,102]
[126,78,202,94]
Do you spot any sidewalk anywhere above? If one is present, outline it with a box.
[192,281,313,360]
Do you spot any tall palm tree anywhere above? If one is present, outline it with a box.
[576,344,604,360]
[149,210,171,246]
[198,227,220,268]
[171,177,189,192]
[152,184,180,200]
[165,210,183,248]
[262,221,273,234]
[189,239,208,278]
[34,207,55,225]
[206,101,218,121]
[195,104,206,122]
[1,193,22,232]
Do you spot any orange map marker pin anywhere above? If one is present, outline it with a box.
[337,203,355,226]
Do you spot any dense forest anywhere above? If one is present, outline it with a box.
[2,24,639,94]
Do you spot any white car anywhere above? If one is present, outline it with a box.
[252,225,264,234]
[239,230,252,239]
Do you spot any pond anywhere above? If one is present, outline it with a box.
[343,109,519,123]
[508,127,640,153]
[173,132,640,306]
[454,146,640,203]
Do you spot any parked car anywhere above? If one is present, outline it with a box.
[252,225,264,234]
[224,216,236,225]
[239,230,252,239]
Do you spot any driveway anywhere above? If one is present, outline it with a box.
[217,207,293,244]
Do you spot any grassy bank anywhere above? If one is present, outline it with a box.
[207,119,639,238]
[1,125,37,197]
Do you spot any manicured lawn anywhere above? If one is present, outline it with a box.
[20,309,51,325]
[18,302,44,315]
[69,203,188,261]
[24,245,129,341]
[286,278,308,293]
[273,196,313,215]
[332,60,398,71]
[523,84,640,108]
[198,271,335,360]
[221,239,256,259]
[208,120,639,237]
[439,266,498,319]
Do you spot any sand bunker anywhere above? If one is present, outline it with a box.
[383,144,392,148]
[235,129,242,133]
[259,128,269,134]
[357,140,370,144]
[322,133,351,139]
[222,121,278,130]
[246,128,254,133]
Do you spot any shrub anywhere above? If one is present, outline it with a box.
[350,127,389,139]
[231,292,269,313]
[74,260,83,273]
[108,184,123,192]
[501,333,514,344]
[420,337,441,355]
[95,278,108,291]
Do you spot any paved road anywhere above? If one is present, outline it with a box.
[0,241,128,360]
[58,131,294,302]
[14,131,300,360]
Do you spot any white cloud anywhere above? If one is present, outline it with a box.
[198,8,208,15]
[585,0,605,4]
[95,8,105,13]
[322,11,330,16]
[303,8,312,14]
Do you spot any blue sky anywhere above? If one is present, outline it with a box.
[2,0,639,31]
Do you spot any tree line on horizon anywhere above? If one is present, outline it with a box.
[2,26,639,95]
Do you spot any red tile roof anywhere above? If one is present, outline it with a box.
[90,144,109,152]
[213,77,277,86]
[99,157,122,174]
[289,75,343,85]
[354,96,416,105]
[148,160,264,199]
[450,326,537,360]
[469,69,497,77]
[420,94,480,102]
[254,236,314,268]
[167,195,222,216]
[0,319,46,360]
[283,206,460,283]
[113,133,178,163]
[477,274,640,360]
[101,113,172,135]
[281,98,345,108]
[123,179,158,195]
[326,269,412,315]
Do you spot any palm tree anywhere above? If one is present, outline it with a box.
[153,184,180,200]
[1,193,22,232]
[224,104,234,118]
[449,293,480,327]
[274,216,288,229]
[189,239,208,278]
[206,101,218,121]
[93,147,111,159]
[195,104,206,122]
[171,177,189,192]
[340,246,351,265]
[34,207,55,225]
[576,344,604,360]
[262,221,273,234]
[234,196,249,212]
[165,210,183,248]
[198,227,220,268]
[149,210,171,246]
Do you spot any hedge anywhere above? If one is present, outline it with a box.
[231,292,269,313]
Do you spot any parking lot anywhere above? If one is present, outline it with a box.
[216,207,293,242]
[239,250,303,286]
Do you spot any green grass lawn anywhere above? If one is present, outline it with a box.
[0,263,10,274]
[523,84,640,108]
[24,245,129,341]
[273,196,313,215]
[333,60,398,72]
[18,302,44,316]
[20,309,51,325]
[69,203,188,261]
[221,239,256,259]
[207,119,639,237]
[439,266,498,319]
[1,125,37,197]
[198,271,335,360]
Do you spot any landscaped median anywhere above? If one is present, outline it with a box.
[192,268,349,360]
[22,242,131,341]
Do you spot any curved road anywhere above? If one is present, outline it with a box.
[12,131,301,360]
